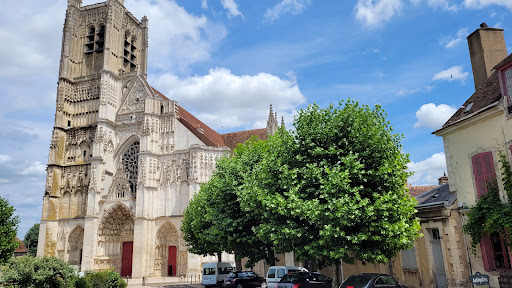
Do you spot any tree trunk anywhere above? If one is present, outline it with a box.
[235,258,243,272]
[333,261,341,288]
[217,252,222,263]
[267,245,276,266]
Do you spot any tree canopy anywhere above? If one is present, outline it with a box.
[182,101,420,278]
[0,196,19,265]
[246,101,420,268]
[24,223,40,257]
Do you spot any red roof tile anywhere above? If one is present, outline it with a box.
[222,129,268,151]
[149,86,268,150]
[151,87,170,101]
[408,185,439,198]
[15,237,27,253]
[177,105,226,148]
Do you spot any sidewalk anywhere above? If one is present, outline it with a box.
[126,277,203,288]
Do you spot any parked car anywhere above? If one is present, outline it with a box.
[266,266,308,288]
[202,262,236,287]
[339,273,407,288]
[276,272,332,288]
[223,271,266,288]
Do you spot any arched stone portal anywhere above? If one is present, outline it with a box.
[96,203,134,275]
[155,222,181,277]
[68,225,84,265]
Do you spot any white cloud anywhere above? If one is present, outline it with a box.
[355,0,404,28]
[153,68,306,130]
[221,0,244,18]
[19,161,46,177]
[202,0,208,10]
[440,27,469,48]
[0,155,12,164]
[264,0,311,23]
[427,0,458,11]
[432,66,469,82]
[464,0,512,10]
[121,0,227,73]
[407,153,447,185]
[414,103,457,129]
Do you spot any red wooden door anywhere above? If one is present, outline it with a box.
[121,241,133,277]
[168,246,177,276]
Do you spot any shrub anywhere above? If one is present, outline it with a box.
[0,255,76,288]
[84,270,126,288]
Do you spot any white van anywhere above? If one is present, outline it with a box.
[266,266,308,288]
[202,262,236,287]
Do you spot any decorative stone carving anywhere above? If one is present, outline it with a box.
[108,165,132,200]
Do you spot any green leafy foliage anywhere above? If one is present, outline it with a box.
[0,256,77,288]
[182,100,420,275]
[24,223,39,256]
[0,196,19,265]
[463,152,512,253]
[245,101,420,267]
[82,270,127,288]
[182,136,280,267]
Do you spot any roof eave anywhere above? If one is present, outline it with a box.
[433,102,502,136]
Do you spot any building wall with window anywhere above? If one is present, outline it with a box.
[434,23,512,287]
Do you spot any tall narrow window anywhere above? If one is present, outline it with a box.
[96,25,105,53]
[122,141,140,194]
[471,151,496,198]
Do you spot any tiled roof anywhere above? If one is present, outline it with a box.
[177,106,226,148]
[222,129,268,151]
[149,86,268,150]
[408,185,439,198]
[438,70,502,130]
[151,87,170,101]
[15,237,26,253]
[415,183,456,207]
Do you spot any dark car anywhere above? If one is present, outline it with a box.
[339,273,407,288]
[223,271,266,288]
[276,272,332,288]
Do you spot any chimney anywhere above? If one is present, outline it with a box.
[467,23,508,90]
[438,172,448,185]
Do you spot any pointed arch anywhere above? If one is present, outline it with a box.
[96,203,135,273]
[68,225,84,265]
[155,222,180,276]
[114,135,140,195]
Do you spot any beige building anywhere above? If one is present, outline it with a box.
[434,23,512,287]
[37,0,282,280]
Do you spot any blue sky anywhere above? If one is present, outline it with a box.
[1,0,511,238]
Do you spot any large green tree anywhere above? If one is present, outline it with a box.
[24,223,40,256]
[182,136,283,268]
[245,101,420,284]
[0,196,19,265]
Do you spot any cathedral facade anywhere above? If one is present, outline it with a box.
[37,0,280,278]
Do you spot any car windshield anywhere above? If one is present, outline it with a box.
[281,274,301,283]
[239,272,257,277]
[340,274,374,288]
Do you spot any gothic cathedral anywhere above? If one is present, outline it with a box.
[37,0,281,279]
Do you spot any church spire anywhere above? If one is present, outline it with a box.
[266,105,279,136]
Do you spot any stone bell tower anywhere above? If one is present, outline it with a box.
[38,0,149,265]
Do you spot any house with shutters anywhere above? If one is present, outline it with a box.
[434,23,512,287]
